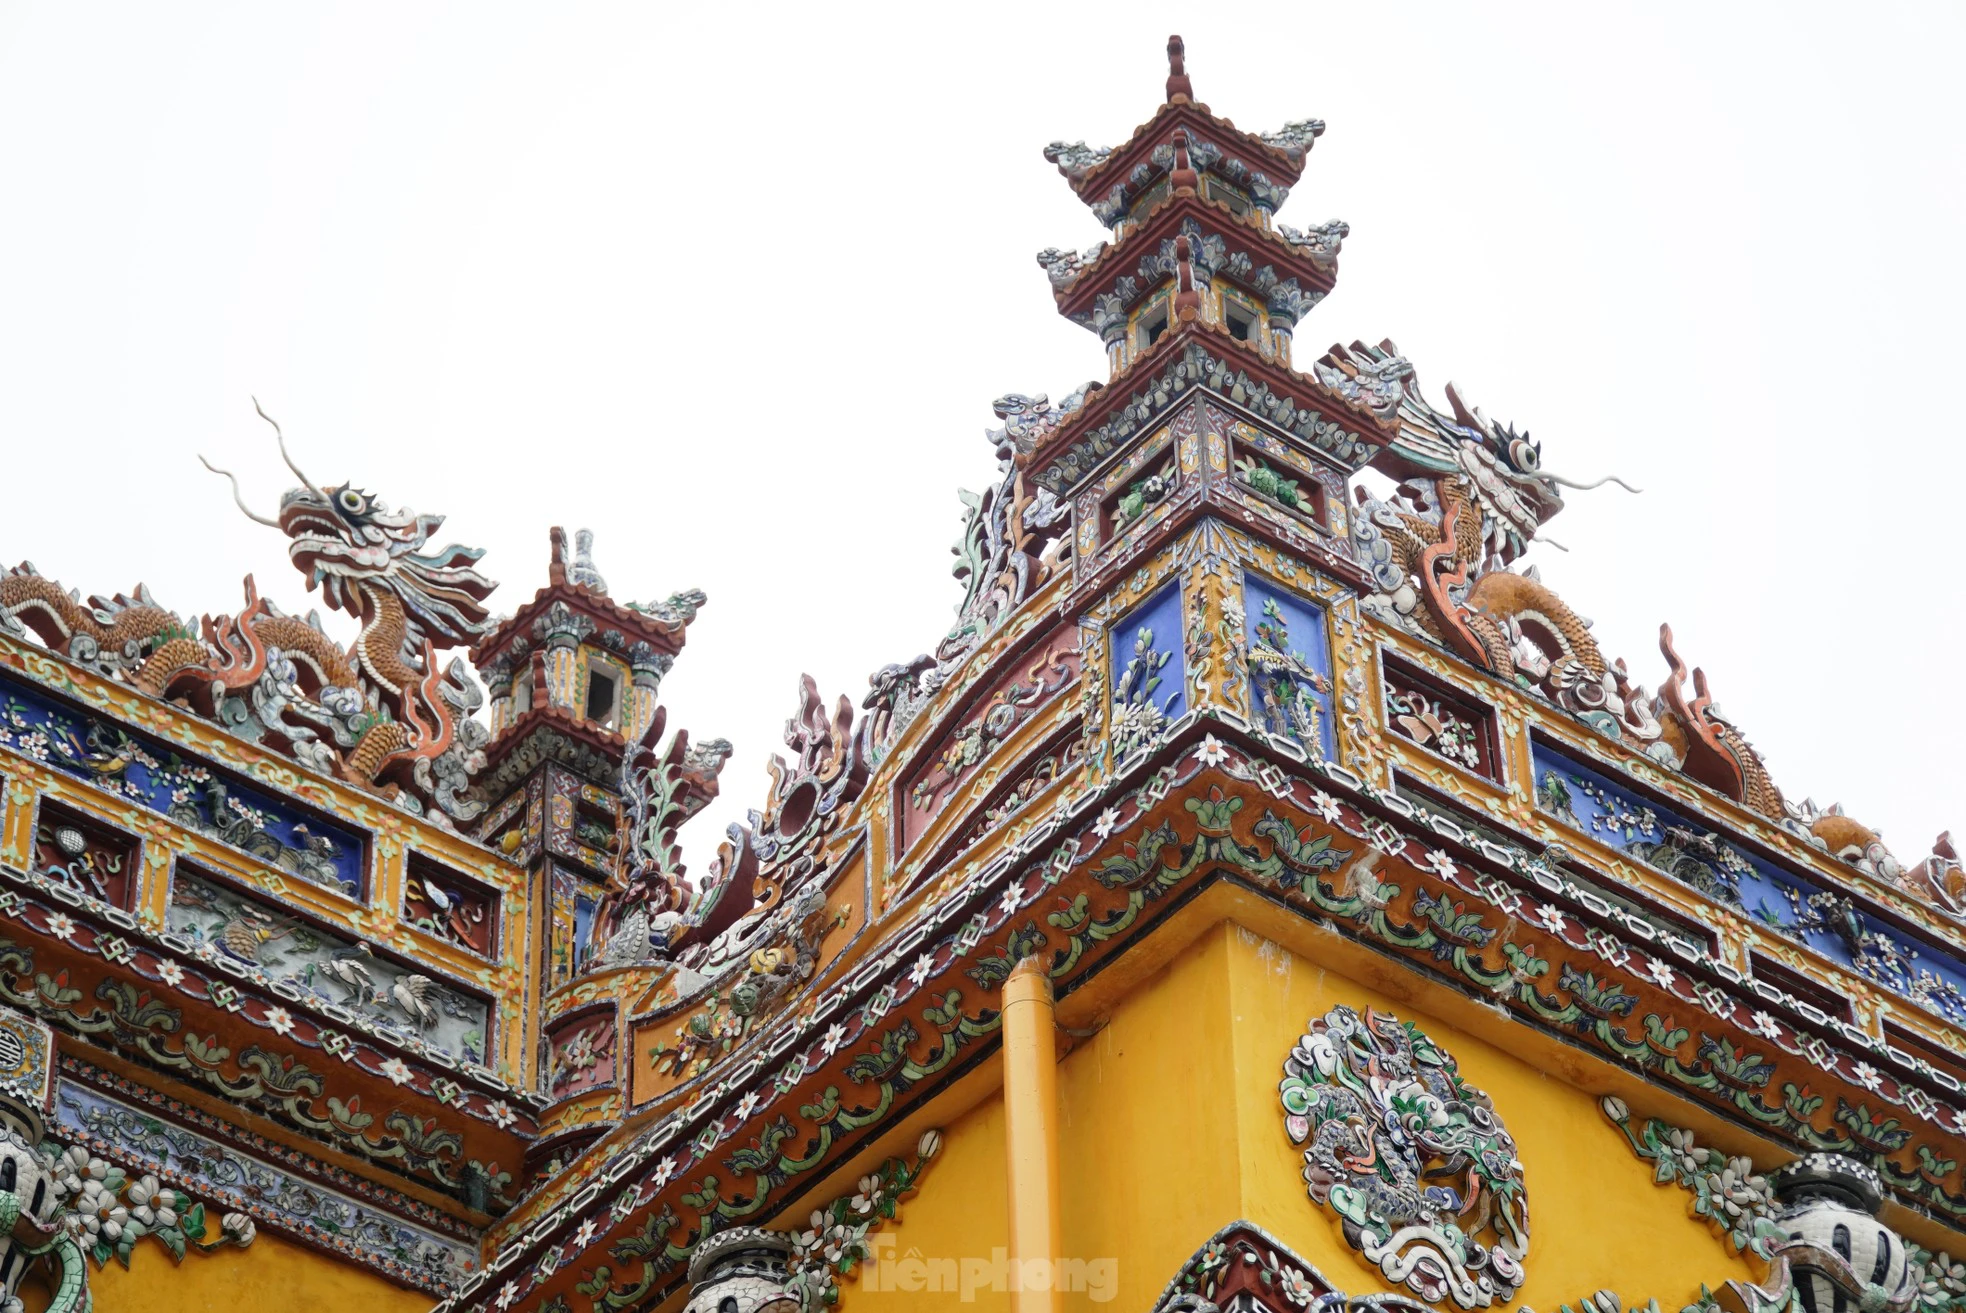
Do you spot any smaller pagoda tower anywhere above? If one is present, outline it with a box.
[1040,35,1341,378]
[470,528,709,990]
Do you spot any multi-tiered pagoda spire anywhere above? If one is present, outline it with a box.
[0,35,1961,1313]
[1039,35,1343,376]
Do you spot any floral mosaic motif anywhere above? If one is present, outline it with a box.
[165,870,488,1064]
[1600,1096,1774,1257]
[41,1138,256,1269]
[0,679,363,896]
[53,1076,474,1291]
[1279,1004,1528,1309]
[1536,768,1745,907]
[30,803,135,908]
[1245,578,1334,759]
[1384,671,1488,775]
[546,1014,616,1100]
[1110,585,1185,760]
[1534,742,1966,1025]
[785,1130,940,1307]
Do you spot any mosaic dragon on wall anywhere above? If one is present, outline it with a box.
[1279,1004,1528,1310]
[2,405,497,825]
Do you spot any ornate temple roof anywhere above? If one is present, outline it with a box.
[0,32,1960,1313]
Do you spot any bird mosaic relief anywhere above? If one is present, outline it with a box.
[164,873,487,1062]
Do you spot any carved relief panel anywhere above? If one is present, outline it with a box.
[165,864,492,1065]
[29,797,137,909]
[1243,575,1335,761]
[898,627,1081,851]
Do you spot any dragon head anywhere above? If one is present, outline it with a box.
[203,402,497,651]
[1442,380,1640,567]
[277,482,494,650]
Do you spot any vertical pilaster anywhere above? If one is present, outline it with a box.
[1002,955,1061,1313]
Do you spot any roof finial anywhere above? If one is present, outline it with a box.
[1166,35,1193,103]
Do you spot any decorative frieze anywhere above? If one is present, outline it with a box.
[1,675,365,896]
[1535,739,1966,1025]
[166,866,492,1065]
[1382,659,1499,780]
[53,1077,473,1291]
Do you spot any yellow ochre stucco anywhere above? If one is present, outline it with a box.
[848,920,1758,1313]
[64,1228,434,1313]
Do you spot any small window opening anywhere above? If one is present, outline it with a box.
[1141,313,1169,348]
[1225,303,1254,342]
[585,667,619,728]
[512,665,534,715]
[1205,177,1251,217]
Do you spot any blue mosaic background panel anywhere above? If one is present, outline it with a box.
[0,671,366,897]
[1242,575,1336,760]
[1532,738,1966,1025]
[1108,582,1186,751]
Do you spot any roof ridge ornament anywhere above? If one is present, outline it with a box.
[1166,34,1193,103]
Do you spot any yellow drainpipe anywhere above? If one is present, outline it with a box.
[1002,955,1061,1313]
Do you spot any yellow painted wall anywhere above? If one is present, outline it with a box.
[1217,923,1759,1311]
[848,1088,1012,1312]
[46,1228,434,1313]
[852,920,1759,1313]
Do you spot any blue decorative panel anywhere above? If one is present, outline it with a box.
[1532,738,1966,1025]
[573,886,599,970]
[1109,583,1186,757]
[1242,575,1335,760]
[0,673,366,897]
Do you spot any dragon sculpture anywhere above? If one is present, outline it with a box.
[1329,342,1964,892]
[1334,340,1788,821]
[2,403,497,823]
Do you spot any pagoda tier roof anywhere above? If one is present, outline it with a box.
[1048,189,1341,325]
[474,699,629,788]
[472,526,691,669]
[1045,39,1323,230]
[1066,97,1310,195]
[1017,323,1401,494]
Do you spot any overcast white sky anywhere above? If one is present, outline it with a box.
[2,3,1961,874]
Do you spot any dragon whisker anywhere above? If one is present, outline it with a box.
[253,396,329,503]
[197,456,282,528]
[1542,471,1641,494]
